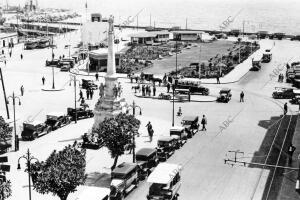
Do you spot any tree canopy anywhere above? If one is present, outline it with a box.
[0,116,12,141]
[30,143,86,200]
[93,113,140,170]
[0,180,12,200]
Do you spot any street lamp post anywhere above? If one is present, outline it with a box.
[52,64,55,89]
[17,149,38,200]
[7,92,21,151]
[126,101,142,163]
[69,75,80,123]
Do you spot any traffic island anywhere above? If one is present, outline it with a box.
[41,87,65,92]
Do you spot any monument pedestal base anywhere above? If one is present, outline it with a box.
[93,75,124,130]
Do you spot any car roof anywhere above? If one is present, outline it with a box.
[158,136,174,142]
[24,120,43,126]
[76,186,110,200]
[182,116,198,121]
[47,112,65,117]
[136,148,156,157]
[294,89,300,94]
[112,162,137,174]
[220,88,231,92]
[147,163,182,184]
[170,126,185,131]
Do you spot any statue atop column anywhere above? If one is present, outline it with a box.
[93,15,124,130]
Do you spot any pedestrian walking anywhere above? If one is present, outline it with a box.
[86,89,90,100]
[135,76,138,83]
[240,91,244,102]
[1,49,4,54]
[79,90,83,101]
[9,51,11,57]
[42,76,45,85]
[52,53,55,60]
[148,85,151,96]
[288,144,296,164]
[90,89,94,99]
[146,121,153,142]
[20,54,23,60]
[177,107,182,116]
[95,73,99,81]
[284,102,288,115]
[99,83,105,98]
[4,60,6,66]
[201,115,207,131]
[20,85,24,96]
[167,82,170,93]
[188,91,191,102]
[153,85,156,96]
[142,85,145,96]
[216,76,220,84]
[118,82,122,97]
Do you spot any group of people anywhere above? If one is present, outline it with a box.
[141,84,156,96]
[278,73,284,82]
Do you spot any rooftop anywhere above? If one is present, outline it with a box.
[172,30,204,34]
[130,31,170,38]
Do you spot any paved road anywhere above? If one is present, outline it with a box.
[1,36,300,200]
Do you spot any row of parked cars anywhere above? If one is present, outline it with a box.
[45,58,76,72]
[106,116,199,200]
[21,107,94,140]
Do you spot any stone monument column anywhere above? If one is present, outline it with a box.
[93,15,124,130]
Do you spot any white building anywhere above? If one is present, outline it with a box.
[130,31,170,45]
[172,31,203,41]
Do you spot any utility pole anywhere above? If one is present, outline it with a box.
[0,68,9,119]
[186,18,188,30]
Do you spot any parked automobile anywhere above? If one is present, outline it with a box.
[215,33,228,39]
[61,58,75,67]
[181,116,199,137]
[290,90,300,104]
[60,62,71,71]
[45,112,71,131]
[158,92,172,100]
[45,59,60,67]
[75,186,110,200]
[229,29,240,37]
[269,32,285,40]
[170,126,187,146]
[81,132,103,150]
[272,87,295,99]
[157,136,176,162]
[291,35,300,41]
[176,78,209,95]
[81,79,98,90]
[174,89,190,102]
[262,49,272,63]
[257,31,269,39]
[110,162,139,200]
[147,163,182,200]
[21,120,51,140]
[67,107,94,121]
[250,54,263,71]
[136,148,159,180]
[216,88,232,103]
[286,69,295,83]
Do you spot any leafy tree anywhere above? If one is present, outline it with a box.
[94,113,140,170]
[30,143,86,200]
[0,116,12,141]
[0,180,12,200]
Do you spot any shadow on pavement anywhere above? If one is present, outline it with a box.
[250,114,297,200]
[85,172,111,188]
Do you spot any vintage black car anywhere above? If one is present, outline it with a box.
[81,79,98,90]
[136,148,159,180]
[67,107,94,121]
[269,32,285,40]
[21,120,51,140]
[157,136,176,162]
[289,90,300,104]
[110,162,139,200]
[272,87,295,99]
[176,79,209,95]
[81,132,103,150]
[216,88,232,103]
[45,59,60,67]
[60,58,75,68]
[262,49,272,63]
[291,35,300,41]
[45,112,71,131]
[181,116,199,137]
[170,126,187,146]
